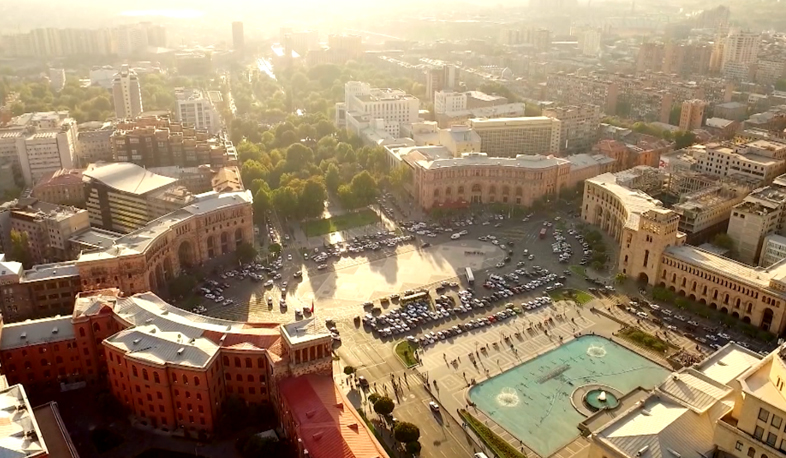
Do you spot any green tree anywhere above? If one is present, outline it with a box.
[325,163,341,193]
[241,160,268,185]
[368,393,381,404]
[337,184,358,209]
[405,441,422,455]
[343,365,356,375]
[777,78,786,91]
[712,233,735,250]
[235,242,258,264]
[286,143,314,167]
[373,396,395,416]
[393,422,421,443]
[269,243,282,255]
[253,187,272,223]
[9,229,32,268]
[673,130,697,149]
[615,272,628,284]
[298,178,327,217]
[669,105,682,125]
[336,142,355,163]
[272,186,299,218]
[241,434,282,458]
[350,171,378,205]
[237,141,264,163]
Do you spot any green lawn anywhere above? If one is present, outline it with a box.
[302,209,379,237]
[460,409,527,458]
[569,265,587,277]
[548,288,594,305]
[618,327,674,354]
[394,341,418,367]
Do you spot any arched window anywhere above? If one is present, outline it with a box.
[224,373,231,381]
[489,185,497,194]
[93,323,101,332]
[234,357,240,367]
[257,357,264,368]
[245,358,252,368]
[194,377,200,386]
[433,188,440,197]
[79,327,86,337]
[142,369,149,381]
[182,375,188,384]
[458,185,465,194]
[223,356,229,365]
[132,366,138,377]
[471,184,481,192]
[502,186,510,195]
[748,448,755,458]
[445,187,452,196]
[154,372,160,384]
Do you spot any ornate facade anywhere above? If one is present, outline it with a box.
[76,191,253,295]
[583,172,786,334]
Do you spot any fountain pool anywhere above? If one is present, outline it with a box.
[468,335,668,457]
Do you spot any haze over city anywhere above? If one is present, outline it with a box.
[0,1,785,458]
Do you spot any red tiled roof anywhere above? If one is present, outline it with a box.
[201,329,284,362]
[279,375,389,458]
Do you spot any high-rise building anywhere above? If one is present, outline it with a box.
[0,111,78,185]
[112,65,144,119]
[423,62,461,101]
[114,23,149,56]
[76,121,115,165]
[232,21,244,51]
[577,28,602,57]
[434,91,468,114]
[174,88,222,134]
[679,99,706,131]
[143,23,167,47]
[543,104,601,155]
[720,30,761,80]
[468,117,562,157]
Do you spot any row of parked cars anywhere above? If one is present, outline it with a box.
[411,307,521,347]
[311,233,415,265]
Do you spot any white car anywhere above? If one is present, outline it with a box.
[264,280,274,287]
[451,233,461,240]
[287,254,293,261]
[428,401,440,412]
[317,264,328,270]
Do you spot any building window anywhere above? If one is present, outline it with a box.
[736,442,743,451]
[759,408,771,422]
[754,426,764,440]
[767,433,777,447]
[748,448,756,458]
[773,415,783,429]
[154,372,160,384]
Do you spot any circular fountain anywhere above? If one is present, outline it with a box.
[496,387,520,407]
[585,389,619,411]
[586,345,607,358]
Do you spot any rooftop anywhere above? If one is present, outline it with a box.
[279,374,389,458]
[31,402,79,458]
[695,343,764,385]
[469,115,555,127]
[0,316,75,350]
[0,385,45,458]
[21,262,79,283]
[33,169,83,189]
[83,163,178,196]
[586,173,667,230]
[281,318,330,346]
[77,191,252,262]
[68,228,123,252]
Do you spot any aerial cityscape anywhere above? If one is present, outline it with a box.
[1,1,786,458]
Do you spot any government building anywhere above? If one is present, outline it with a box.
[77,189,253,295]
[0,288,387,456]
[583,171,786,333]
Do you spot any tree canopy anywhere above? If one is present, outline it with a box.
[373,396,395,416]
[393,422,421,443]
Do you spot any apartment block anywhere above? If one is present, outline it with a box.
[672,182,750,244]
[469,117,561,157]
[111,114,237,168]
[0,111,78,186]
[727,180,786,265]
[680,99,706,131]
[759,234,786,267]
[542,104,601,155]
[546,73,618,114]
[174,88,222,134]
[695,140,786,184]
[112,65,143,119]
[9,199,89,264]
[335,81,419,138]
[76,121,114,165]
[83,162,194,234]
